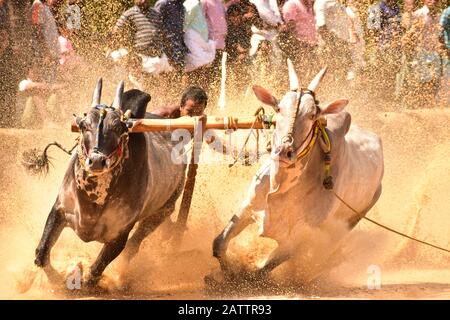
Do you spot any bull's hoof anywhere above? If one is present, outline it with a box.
[204,270,231,293]
[34,251,48,268]
[64,263,107,294]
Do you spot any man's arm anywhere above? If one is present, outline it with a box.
[149,104,181,118]
[111,9,133,49]
[39,4,60,60]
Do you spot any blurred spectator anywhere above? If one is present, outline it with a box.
[225,4,253,96]
[201,0,228,93]
[248,0,284,93]
[18,62,66,128]
[155,0,189,71]
[0,0,34,127]
[251,0,283,27]
[0,0,15,127]
[113,0,163,59]
[112,0,167,91]
[155,0,188,97]
[366,1,402,51]
[397,0,444,109]
[280,0,317,79]
[30,0,61,85]
[401,0,417,30]
[437,5,449,107]
[314,0,353,84]
[441,5,450,56]
[366,0,403,101]
[345,0,365,83]
[202,0,227,52]
[64,0,81,35]
[183,0,216,86]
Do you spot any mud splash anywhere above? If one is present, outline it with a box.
[0,90,449,299]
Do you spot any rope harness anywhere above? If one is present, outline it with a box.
[282,89,334,189]
[228,107,275,168]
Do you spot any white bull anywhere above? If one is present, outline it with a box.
[212,61,384,278]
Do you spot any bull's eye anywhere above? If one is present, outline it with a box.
[308,114,315,120]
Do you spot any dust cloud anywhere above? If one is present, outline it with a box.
[0,61,449,299]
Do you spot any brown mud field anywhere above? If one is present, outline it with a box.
[0,100,449,299]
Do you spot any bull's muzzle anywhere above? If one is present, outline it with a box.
[85,152,108,172]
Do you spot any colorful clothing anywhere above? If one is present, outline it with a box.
[282,0,316,44]
[314,0,350,42]
[114,5,162,56]
[251,0,283,26]
[184,0,216,71]
[440,6,450,52]
[201,0,227,50]
[155,0,188,69]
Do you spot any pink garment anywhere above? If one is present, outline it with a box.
[201,0,227,50]
[282,0,316,44]
[58,36,74,65]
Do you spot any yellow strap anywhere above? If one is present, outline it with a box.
[294,118,332,161]
[295,123,320,161]
[318,120,332,153]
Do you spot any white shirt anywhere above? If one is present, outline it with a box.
[250,0,283,26]
[314,0,350,42]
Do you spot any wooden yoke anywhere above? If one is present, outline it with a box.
[71,115,276,133]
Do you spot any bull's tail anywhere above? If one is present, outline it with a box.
[21,141,77,176]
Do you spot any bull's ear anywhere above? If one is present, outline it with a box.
[73,114,85,130]
[319,99,349,115]
[252,85,279,112]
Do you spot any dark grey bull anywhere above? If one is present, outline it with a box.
[34,79,186,287]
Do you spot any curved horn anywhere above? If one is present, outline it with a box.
[91,78,103,107]
[111,80,125,109]
[287,58,299,91]
[122,109,132,121]
[307,67,327,92]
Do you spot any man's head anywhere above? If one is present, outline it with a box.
[385,0,397,6]
[424,0,438,10]
[135,0,149,9]
[227,4,244,25]
[180,86,208,117]
[46,0,61,7]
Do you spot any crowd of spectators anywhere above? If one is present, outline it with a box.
[0,0,449,128]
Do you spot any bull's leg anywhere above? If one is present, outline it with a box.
[257,243,292,276]
[347,185,383,229]
[34,204,66,283]
[86,227,133,287]
[212,205,254,273]
[124,208,172,262]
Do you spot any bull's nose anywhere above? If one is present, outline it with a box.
[281,143,294,160]
[85,153,107,171]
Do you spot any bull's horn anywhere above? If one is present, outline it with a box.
[91,78,103,107]
[307,67,327,92]
[112,80,125,109]
[287,58,299,91]
[122,109,131,121]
